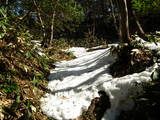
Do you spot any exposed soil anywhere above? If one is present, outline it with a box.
[76,91,111,120]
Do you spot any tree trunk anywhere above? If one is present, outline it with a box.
[49,0,59,46]
[6,0,8,8]
[109,0,118,32]
[50,12,56,45]
[92,13,96,40]
[33,0,47,47]
[132,10,147,39]
[127,0,147,40]
[117,0,131,43]
[5,0,8,16]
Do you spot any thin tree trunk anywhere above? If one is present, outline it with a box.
[38,12,46,41]
[49,0,59,45]
[93,15,96,39]
[132,10,147,39]
[6,0,8,7]
[109,0,118,32]
[5,0,8,16]
[33,0,46,47]
[18,8,33,20]
[91,3,96,43]
[127,0,147,39]
[50,12,56,45]
[117,0,130,43]
[115,0,122,40]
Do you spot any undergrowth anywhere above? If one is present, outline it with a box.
[0,37,51,119]
[118,76,160,120]
[0,15,75,119]
[113,36,160,120]
[109,40,154,77]
[0,35,78,120]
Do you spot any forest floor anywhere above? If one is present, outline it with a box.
[0,39,75,120]
[1,35,160,120]
[40,36,160,120]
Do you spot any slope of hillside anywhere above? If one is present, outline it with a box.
[41,40,160,120]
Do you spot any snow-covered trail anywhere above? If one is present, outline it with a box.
[41,42,158,120]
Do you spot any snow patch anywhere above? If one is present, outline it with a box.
[41,42,160,120]
[65,47,87,57]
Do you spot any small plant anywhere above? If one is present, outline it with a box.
[148,34,157,45]
[9,69,18,75]
[0,80,20,94]
[0,7,9,39]
[25,52,33,58]
[32,75,40,87]
[65,51,75,58]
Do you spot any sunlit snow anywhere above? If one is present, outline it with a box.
[41,41,160,120]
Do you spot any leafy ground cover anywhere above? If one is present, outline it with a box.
[1,34,160,120]
[0,37,76,120]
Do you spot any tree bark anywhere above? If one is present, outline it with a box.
[117,0,131,43]
[6,0,8,7]
[132,10,147,39]
[50,12,56,45]
[5,0,8,16]
[33,0,47,47]
[127,0,147,39]
[109,0,118,32]
[49,0,59,46]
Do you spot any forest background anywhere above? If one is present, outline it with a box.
[1,0,160,120]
